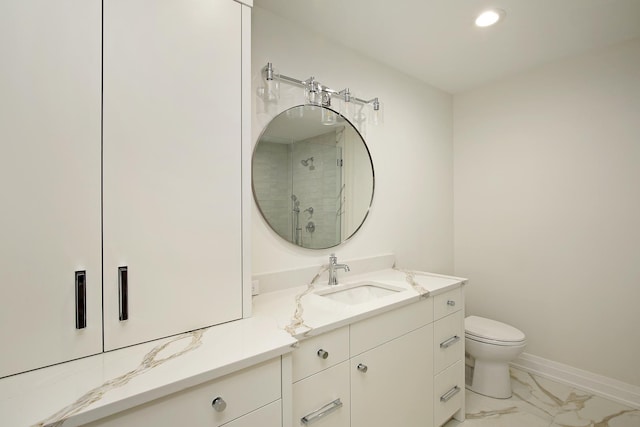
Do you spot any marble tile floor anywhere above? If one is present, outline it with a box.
[444,368,640,427]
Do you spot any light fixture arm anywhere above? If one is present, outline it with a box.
[263,62,380,110]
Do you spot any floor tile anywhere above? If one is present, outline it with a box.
[443,367,639,427]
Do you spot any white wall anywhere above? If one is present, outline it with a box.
[252,7,454,275]
[454,38,640,386]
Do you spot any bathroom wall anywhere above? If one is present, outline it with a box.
[454,38,640,386]
[252,7,454,275]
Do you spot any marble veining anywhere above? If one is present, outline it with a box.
[284,265,329,336]
[33,330,204,427]
[283,265,435,337]
[392,264,431,296]
[445,367,639,427]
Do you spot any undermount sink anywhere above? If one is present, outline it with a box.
[315,281,405,305]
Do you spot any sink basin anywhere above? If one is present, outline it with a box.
[315,281,404,305]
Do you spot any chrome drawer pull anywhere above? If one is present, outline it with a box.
[317,349,329,359]
[440,385,461,402]
[357,363,368,373]
[446,300,456,306]
[440,335,461,349]
[301,398,343,425]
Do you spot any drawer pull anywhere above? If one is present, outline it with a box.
[357,363,368,373]
[440,335,461,349]
[317,349,329,359]
[301,398,343,425]
[211,396,227,412]
[440,385,461,402]
[446,300,456,307]
[75,270,87,329]
[118,266,128,321]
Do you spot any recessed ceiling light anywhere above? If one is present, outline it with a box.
[475,9,505,27]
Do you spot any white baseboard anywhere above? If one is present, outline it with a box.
[511,353,640,409]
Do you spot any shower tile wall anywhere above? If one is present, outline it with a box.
[293,131,341,248]
[252,142,291,239]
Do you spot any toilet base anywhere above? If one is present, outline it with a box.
[466,359,513,399]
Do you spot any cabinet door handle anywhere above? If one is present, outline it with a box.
[357,363,368,373]
[317,349,329,359]
[446,300,456,306]
[440,385,461,402]
[211,396,227,412]
[75,270,87,329]
[440,335,461,349]
[118,266,128,321]
[301,398,342,425]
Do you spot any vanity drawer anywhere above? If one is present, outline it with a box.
[434,311,464,374]
[434,287,462,320]
[293,326,349,382]
[350,297,433,356]
[292,361,350,427]
[85,358,281,427]
[221,400,281,427]
[434,360,464,427]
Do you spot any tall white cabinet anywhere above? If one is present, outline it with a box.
[102,0,244,351]
[0,0,103,378]
[0,0,249,377]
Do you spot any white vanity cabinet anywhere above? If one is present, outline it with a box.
[84,357,283,427]
[433,288,465,426]
[292,326,351,427]
[0,0,103,379]
[350,298,434,427]
[289,285,465,427]
[102,0,247,350]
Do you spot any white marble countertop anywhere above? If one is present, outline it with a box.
[0,265,466,427]
[252,267,467,340]
[0,317,296,427]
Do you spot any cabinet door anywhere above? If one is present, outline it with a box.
[0,0,102,378]
[351,325,434,427]
[102,0,243,350]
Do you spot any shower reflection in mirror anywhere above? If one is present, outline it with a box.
[252,105,374,250]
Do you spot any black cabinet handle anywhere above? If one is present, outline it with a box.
[118,266,128,321]
[75,270,87,329]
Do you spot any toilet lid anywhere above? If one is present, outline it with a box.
[465,316,525,343]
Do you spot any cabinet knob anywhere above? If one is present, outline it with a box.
[446,300,456,306]
[317,349,329,359]
[212,397,227,412]
[357,363,368,373]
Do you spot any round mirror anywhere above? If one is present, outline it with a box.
[252,105,374,249]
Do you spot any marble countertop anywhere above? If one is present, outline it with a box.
[252,267,467,340]
[0,265,466,427]
[0,317,296,427]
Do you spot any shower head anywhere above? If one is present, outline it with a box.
[301,157,315,170]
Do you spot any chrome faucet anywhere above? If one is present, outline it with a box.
[328,253,350,286]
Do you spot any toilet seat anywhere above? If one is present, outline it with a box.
[465,316,526,346]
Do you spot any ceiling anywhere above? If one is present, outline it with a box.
[253,0,640,94]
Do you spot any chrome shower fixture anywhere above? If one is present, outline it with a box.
[300,157,315,170]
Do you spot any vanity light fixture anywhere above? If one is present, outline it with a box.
[475,9,505,27]
[260,62,382,126]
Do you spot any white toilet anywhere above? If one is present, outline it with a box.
[464,316,526,399]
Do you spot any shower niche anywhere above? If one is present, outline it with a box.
[252,105,374,249]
